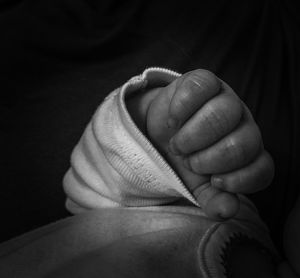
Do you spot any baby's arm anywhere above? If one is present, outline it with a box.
[63,68,200,214]
[128,69,274,219]
[63,68,274,220]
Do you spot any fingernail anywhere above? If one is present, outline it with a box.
[168,138,181,155]
[167,118,179,129]
[212,177,223,189]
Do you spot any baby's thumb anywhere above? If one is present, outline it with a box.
[193,183,240,220]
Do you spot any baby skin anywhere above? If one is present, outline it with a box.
[127,69,299,277]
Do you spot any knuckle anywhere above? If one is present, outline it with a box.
[189,154,202,173]
[175,133,191,152]
[204,103,231,139]
[225,136,248,166]
[226,125,262,166]
[226,95,244,120]
[229,172,243,192]
[202,95,243,141]
[219,95,243,130]
[221,171,248,194]
[260,151,275,186]
[184,69,220,95]
[172,89,191,113]
[247,124,262,154]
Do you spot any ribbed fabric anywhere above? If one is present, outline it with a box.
[63,67,199,214]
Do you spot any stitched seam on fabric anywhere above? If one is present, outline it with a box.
[197,223,222,278]
[119,76,199,206]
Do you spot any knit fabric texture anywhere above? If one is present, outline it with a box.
[63,67,201,214]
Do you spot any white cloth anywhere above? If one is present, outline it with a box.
[63,67,200,214]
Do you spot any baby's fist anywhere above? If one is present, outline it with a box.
[128,69,274,220]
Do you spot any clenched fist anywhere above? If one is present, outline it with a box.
[127,69,274,220]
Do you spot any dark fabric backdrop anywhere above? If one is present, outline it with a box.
[1,0,299,254]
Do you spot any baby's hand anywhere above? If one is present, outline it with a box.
[128,69,274,220]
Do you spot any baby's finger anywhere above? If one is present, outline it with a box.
[166,153,240,220]
[168,69,221,129]
[183,118,262,174]
[211,150,274,194]
[193,183,240,220]
[169,89,243,155]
